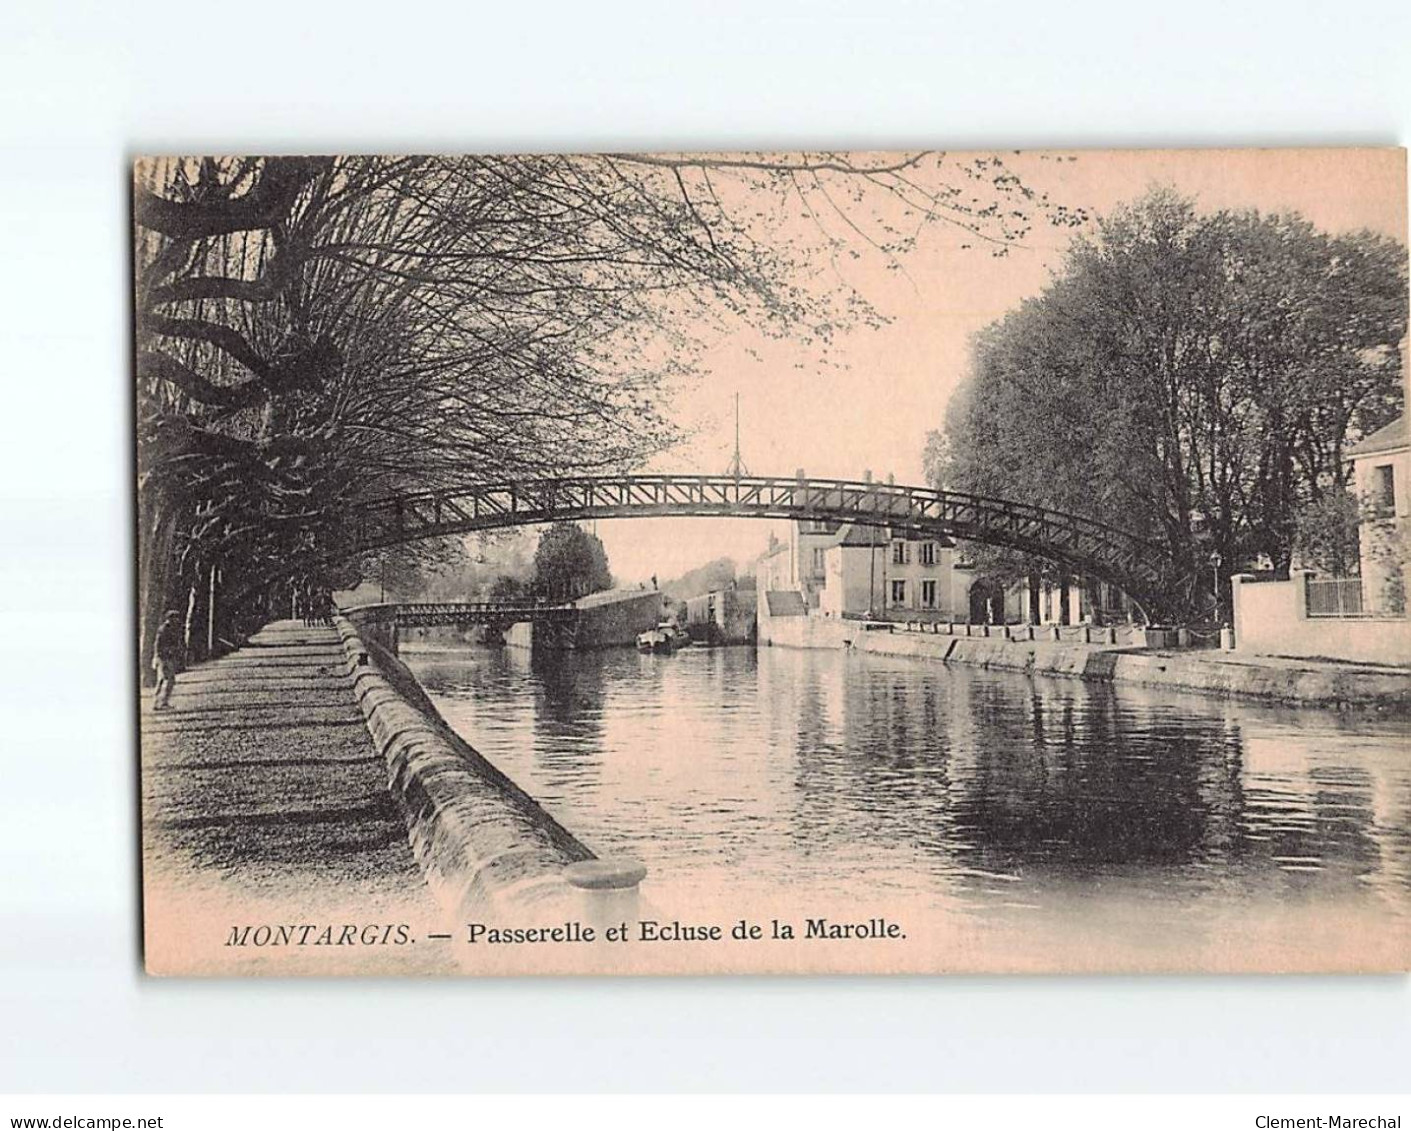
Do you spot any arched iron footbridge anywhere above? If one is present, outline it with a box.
[344,473,1176,616]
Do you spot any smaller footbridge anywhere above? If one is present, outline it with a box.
[341,599,579,654]
[377,600,578,628]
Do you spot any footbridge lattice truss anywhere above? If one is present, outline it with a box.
[345,474,1175,615]
[377,600,578,627]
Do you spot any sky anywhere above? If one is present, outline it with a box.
[589,149,1407,585]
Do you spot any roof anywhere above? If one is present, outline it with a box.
[574,588,662,610]
[764,590,807,617]
[834,524,954,548]
[1347,415,1408,459]
[838,524,885,547]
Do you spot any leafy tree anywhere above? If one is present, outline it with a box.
[930,189,1407,621]
[659,556,739,600]
[134,153,1079,671]
[1293,490,1362,577]
[487,574,529,602]
[532,523,613,599]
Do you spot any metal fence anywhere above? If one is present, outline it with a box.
[1305,577,1365,618]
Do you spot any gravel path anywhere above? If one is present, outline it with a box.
[140,620,448,973]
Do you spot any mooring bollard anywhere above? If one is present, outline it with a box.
[564,858,647,932]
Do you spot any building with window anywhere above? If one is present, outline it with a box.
[760,517,1134,627]
[1348,413,1409,614]
[816,525,973,619]
[682,585,759,644]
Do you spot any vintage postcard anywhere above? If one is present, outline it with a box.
[134,148,1411,976]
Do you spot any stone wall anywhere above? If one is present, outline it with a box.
[505,588,665,650]
[573,588,665,648]
[757,609,851,649]
[1232,572,1410,667]
[761,606,1410,709]
[502,620,535,650]
[1109,650,1410,708]
[333,615,596,919]
[343,604,399,654]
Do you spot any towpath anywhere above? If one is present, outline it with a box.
[139,620,446,973]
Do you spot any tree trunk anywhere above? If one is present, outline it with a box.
[137,491,180,687]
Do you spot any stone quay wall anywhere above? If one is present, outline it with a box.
[343,604,400,653]
[1232,571,1410,667]
[758,604,1410,710]
[333,614,598,919]
[505,587,664,650]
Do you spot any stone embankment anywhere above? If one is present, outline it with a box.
[332,616,606,919]
[144,615,630,962]
[761,615,1411,710]
[140,620,447,973]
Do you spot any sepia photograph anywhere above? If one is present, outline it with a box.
[7,0,1411,1114]
[132,148,1411,977]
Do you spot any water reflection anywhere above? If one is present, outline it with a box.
[407,644,1411,925]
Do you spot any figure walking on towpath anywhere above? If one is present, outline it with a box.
[152,610,184,711]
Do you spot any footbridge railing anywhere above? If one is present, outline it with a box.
[342,474,1177,616]
[344,600,579,628]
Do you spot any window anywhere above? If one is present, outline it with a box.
[892,541,910,565]
[1374,464,1396,514]
[891,579,907,605]
[920,541,937,566]
[921,580,937,608]
[811,547,827,576]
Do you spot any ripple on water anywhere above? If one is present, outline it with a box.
[405,645,1411,931]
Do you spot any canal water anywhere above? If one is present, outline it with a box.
[404,643,1411,968]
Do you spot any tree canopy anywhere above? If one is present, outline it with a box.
[928,189,1407,620]
[133,152,1081,666]
[532,523,614,599]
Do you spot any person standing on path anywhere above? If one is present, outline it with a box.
[152,610,184,711]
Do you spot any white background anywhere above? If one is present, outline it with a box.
[1,0,1408,1094]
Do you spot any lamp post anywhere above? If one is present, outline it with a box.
[1209,549,1223,623]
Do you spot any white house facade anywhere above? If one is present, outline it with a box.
[1348,414,1409,615]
